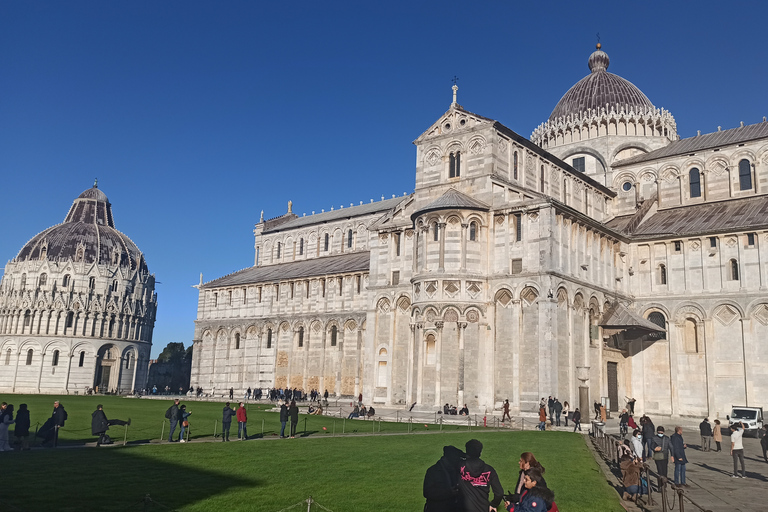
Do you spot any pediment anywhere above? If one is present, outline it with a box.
[415,105,495,143]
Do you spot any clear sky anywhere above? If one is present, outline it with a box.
[2,1,766,358]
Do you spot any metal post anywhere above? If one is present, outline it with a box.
[262,419,265,436]
[161,421,165,441]
[440,416,443,432]
[396,410,399,423]
[333,419,336,437]
[304,417,307,436]
[372,418,375,435]
[123,424,128,446]
[343,417,346,434]
[213,419,218,439]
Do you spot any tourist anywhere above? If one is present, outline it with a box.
[458,439,502,512]
[509,452,546,504]
[572,408,581,432]
[699,417,713,451]
[730,422,746,478]
[459,404,469,416]
[620,454,642,502]
[630,429,643,460]
[0,403,15,451]
[347,404,360,419]
[289,400,299,438]
[547,396,555,422]
[505,467,554,512]
[651,426,672,479]
[625,397,636,415]
[236,402,248,440]
[423,445,464,512]
[562,401,570,427]
[641,416,655,459]
[501,399,511,422]
[553,398,562,426]
[221,402,235,442]
[759,425,768,463]
[713,419,723,452]
[229,387,234,400]
[14,404,30,451]
[178,405,191,443]
[279,401,288,438]
[367,406,375,419]
[51,400,68,447]
[670,426,688,486]
[165,398,180,442]
[538,405,547,431]
[91,404,130,446]
[619,409,629,437]
[593,400,601,420]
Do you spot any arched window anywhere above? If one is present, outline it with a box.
[469,222,477,241]
[449,151,461,178]
[20,274,26,289]
[266,328,272,349]
[108,317,115,338]
[112,280,119,293]
[324,234,329,251]
[689,168,701,198]
[26,349,33,365]
[66,312,74,328]
[52,349,60,366]
[684,318,699,353]
[658,264,667,285]
[276,242,281,259]
[62,274,70,287]
[331,325,337,346]
[647,312,666,340]
[730,259,740,281]
[739,159,752,190]
[433,223,439,242]
[5,349,11,365]
[540,165,545,192]
[89,277,96,289]
[39,273,47,286]
[347,230,353,248]
[23,310,31,327]
[513,151,518,180]
[125,353,133,369]
[425,334,436,365]
[298,327,304,348]
[299,238,304,255]
[78,351,85,367]
[235,333,240,349]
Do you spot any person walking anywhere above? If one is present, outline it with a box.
[236,402,248,440]
[457,439,503,512]
[713,419,723,452]
[279,401,289,438]
[178,405,191,443]
[288,400,299,438]
[229,387,234,401]
[572,408,582,432]
[730,421,746,478]
[630,429,644,460]
[619,409,629,437]
[670,426,688,486]
[0,403,15,451]
[165,398,180,442]
[502,399,511,422]
[626,397,636,415]
[14,403,31,450]
[562,401,570,427]
[699,417,713,451]
[759,425,768,463]
[651,426,672,479]
[221,402,235,442]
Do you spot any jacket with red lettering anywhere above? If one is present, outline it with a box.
[506,485,556,512]
[236,406,247,423]
[458,457,503,512]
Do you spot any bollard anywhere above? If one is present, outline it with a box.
[396,410,399,423]
[440,416,443,432]
[372,418,375,435]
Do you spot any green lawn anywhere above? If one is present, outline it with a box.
[1,395,622,511]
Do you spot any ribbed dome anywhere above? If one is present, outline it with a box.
[548,45,655,122]
[15,184,145,271]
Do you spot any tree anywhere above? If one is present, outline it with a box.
[149,342,192,393]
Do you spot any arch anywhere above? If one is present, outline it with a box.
[376,297,391,313]
[520,286,539,306]
[424,332,437,365]
[672,303,707,322]
[556,287,569,307]
[443,308,459,322]
[559,146,609,173]
[329,324,338,347]
[610,141,653,162]
[646,310,667,340]
[709,300,745,320]
[396,295,411,311]
[738,159,752,190]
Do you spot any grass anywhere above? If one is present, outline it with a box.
[1,394,622,512]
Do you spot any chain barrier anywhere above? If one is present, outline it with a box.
[271,496,334,512]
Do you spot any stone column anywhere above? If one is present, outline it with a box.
[434,321,444,407]
[460,224,468,271]
[37,352,46,393]
[354,328,363,400]
[64,351,73,393]
[131,349,139,393]
[416,325,425,405]
[412,229,419,274]
[420,227,429,272]
[406,323,416,404]
[438,223,446,272]
[457,322,467,408]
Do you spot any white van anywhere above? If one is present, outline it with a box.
[727,406,764,437]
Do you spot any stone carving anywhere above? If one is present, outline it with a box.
[467,281,482,298]
[425,149,441,166]
[425,281,437,297]
[690,240,700,251]
[521,287,538,306]
[469,139,484,154]
[345,319,357,331]
[405,229,414,239]
[426,309,436,322]
[414,283,421,297]
[444,309,458,322]
[466,309,480,323]
[752,304,768,325]
[495,289,512,307]
[379,233,389,243]
[444,280,460,296]
[377,298,391,313]
[397,296,411,311]
[714,305,739,325]
[495,215,505,225]
[726,237,737,248]
[528,211,539,222]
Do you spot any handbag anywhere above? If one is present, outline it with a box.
[652,450,665,461]
[182,420,189,427]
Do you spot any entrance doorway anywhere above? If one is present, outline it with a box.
[607,362,619,412]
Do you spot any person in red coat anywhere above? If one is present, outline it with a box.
[236,402,248,440]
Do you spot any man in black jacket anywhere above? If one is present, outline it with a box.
[458,439,503,512]
[221,402,235,442]
[651,426,672,479]
[279,402,289,438]
[699,418,713,452]
[423,445,465,512]
[166,398,180,442]
[91,405,130,446]
[51,401,68,447]
[288,400,299,438]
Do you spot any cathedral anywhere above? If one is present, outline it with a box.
[0,183,158,394]
[192,45,768,419]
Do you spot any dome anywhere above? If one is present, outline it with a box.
[14,183,145,271]
[548,45,655,122]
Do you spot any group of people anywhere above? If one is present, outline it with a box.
[0,400,66,450]
[424,440,557,512]
[536,397,577,431]
[442,403,470,416]
[346,403,376,419]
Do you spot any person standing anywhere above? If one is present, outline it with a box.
[626,397,636,416]
[457,439,502,512]
[288,400,299,438]
[630,429,644,460]
[423,445,465,512]
[670,426,688,486]
[562,401,570,427]
[651,426,672,479]
[572,408,582,432]
[593,400,601,420]
[641,416,656,460]
[166,398,180,442]
[699,418,713,451]
[279,401,289,438]
[502,400,511,423]
[14,403,31,451]
[221,402,235,442]
[619,409,629,437]
[713,419,723,452]
[0,404,15,451]
[553,399,563,427]
[236,402,248,440]
[730,422,746,478]
[51,400,68,447]
[759,425,768,463]
[229,387,234,400]
[547,396,555,422]
[178,405,191,443]
[538,405,547,431]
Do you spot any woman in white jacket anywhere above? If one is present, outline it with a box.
[630,429,644,460]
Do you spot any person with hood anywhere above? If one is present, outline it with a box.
[288,400,299,438]
[0,403,15,451]
[670,426,688,486]
[14,403,31,450]
[553,399,563,427]
[651,426,672,479]
[505,467,555,512]
[458,439,503,512]
[279,401,289,438]
[509,452,547,505]
[423,445,465,512]
[221,402,235,442]
[236,402,247,440]
[91,404,130,446]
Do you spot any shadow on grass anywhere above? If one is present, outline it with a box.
[3,446,259,512]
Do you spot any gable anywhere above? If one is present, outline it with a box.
[414,106,494,143]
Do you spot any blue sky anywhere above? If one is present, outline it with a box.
[2,1,766,358]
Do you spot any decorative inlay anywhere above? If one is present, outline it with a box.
[753,304,768,325]
[379,233,389,243]
[495,215,505,225]
[528,212,539,222]
[414,283,421,297]
[495,289,512,307]
[444,309,458,322]
[467,281,482,298]
[726,237,737,248]
[377,298,390,313]
[345,320,357,331]
[469,139,484,154]
[425,149,441,166]
[466,309,479,323]
[690,240,700,251]
[521,287,539,306]
[444,280,460,296]
[425,281,437,296]
[397,296,411,311]
[709,160,727,176]
[405,229,414,239]
[714,305,738,325]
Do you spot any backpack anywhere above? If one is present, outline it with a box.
[165,407,173,419]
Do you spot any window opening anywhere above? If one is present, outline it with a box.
[449,151,461,178]
[540,165,545,192]
[298,327,304,348]
[433,223,439,242]
[266,328,272,349]
[514,213,522,242]
[730,259,740,280]
[299,238,304,255]
[658,264,667,285]
[689,168,701,198]
[347,230,353,248]
[324,234,329,251]
[469,222,477,241]
[513,151,519,180]
[331,325,337,346]
[739,159,752,191]
[26,349,33,365]
[235,333,240,349]
[5,349,10,366]
[39,273,47,286]
[572,157,585,173]
[747,233,755,246]
[394,232,401,256]
[647,312,667,340]
[674,241,682,252]
[78,351,85,367]
[392,271,400,286]
[710,237,717,248]
[63,274,70,287]
[277,242,281,259]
